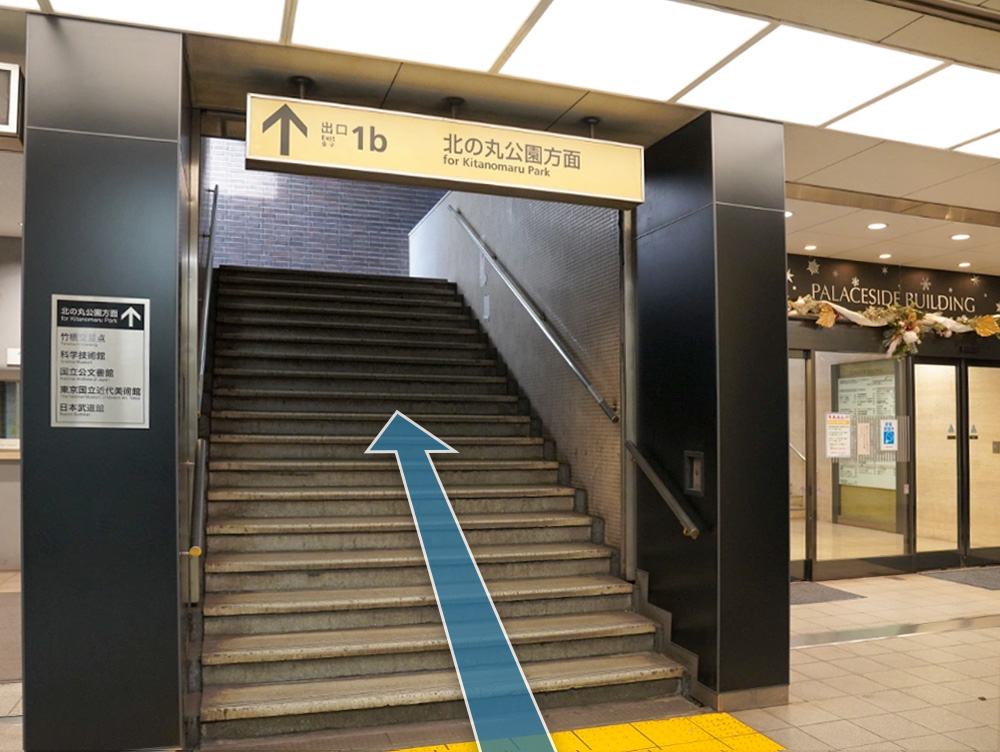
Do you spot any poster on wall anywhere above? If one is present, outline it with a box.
[825,413,852,459]
[835,366,897,490]
[51,295,150,429]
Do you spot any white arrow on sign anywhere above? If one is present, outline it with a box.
[122,307,142,328]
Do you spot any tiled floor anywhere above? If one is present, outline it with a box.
[3,570,1000,750]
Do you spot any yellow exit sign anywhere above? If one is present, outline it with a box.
[246,94,644,208]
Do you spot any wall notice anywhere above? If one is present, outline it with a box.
[51,295,150,429]
[825,413,852,459]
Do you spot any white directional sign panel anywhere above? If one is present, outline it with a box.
[51,295,150,429]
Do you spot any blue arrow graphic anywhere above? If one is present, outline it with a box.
[367,411,556,752]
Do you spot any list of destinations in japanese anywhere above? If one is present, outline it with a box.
[51,295,150,429]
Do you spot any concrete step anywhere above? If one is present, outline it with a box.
[201,612,656,685]
[208,459,561,488]
[205,511,594,552]
[217,287,466,316]
[213,334,490,361]
[214,316,482,343]
[202,575,635,635]
[211,369,511,396]
[207,487,579,520]
[204,542,613,592]
[209,389,524,416]
[209,411,533,437]
[211,351,500,377]
[200,652,685,740]
[216,271,459,299]
[218,266,456,295]
[209,435,547,461]
[216,300,473,329]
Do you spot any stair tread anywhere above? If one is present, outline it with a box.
[212,370,506,384]
[215,278,458,297]
[214,333,486,350]
[209,459,557,471]
[219,266,454,288]
[218,288,466,308]
[203,575,634,617]
[200,652,683,722]
[210,435,542,446]
[213,350,496,366]
[211,411,530,423]
[207,484,575,501]
[206,543,611,573]
[207,512,592,536]
[215,317,477,334]
[217,301,470,321]
[212,389,518,403]
[202,612,655,665]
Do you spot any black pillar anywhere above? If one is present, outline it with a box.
[21,16,185,749]
[635,112,789,708]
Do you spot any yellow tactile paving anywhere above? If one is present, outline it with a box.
[388,713,784,752]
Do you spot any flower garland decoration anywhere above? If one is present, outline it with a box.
[788,295,1000,358]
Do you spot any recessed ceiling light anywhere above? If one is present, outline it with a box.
[830,65,1000,149]
[959,262,972,268]
[502,0,768,100]
[294,0,539,70]
[952,234,971,241]
[958,130,1000,159]
[785,211,794,218]
[879,254,892,259]
[679,25,940,126]
[50,0,285,41]
[805,245,817,251]
[868,223,888,230]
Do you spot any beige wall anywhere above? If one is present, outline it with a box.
[969,366,1000,548]
[0,236,19,569]
[411,193,623,545]
[914,364,958,549]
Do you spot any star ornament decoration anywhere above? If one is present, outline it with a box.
[787,269,795,283]
[807,259,820,275]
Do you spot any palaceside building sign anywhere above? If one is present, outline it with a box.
[787,254,1000,318]
[245,94,644,208]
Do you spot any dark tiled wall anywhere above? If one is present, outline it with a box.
[202,137,445,275]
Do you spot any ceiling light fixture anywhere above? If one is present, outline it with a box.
[958,130,1000,159]
[805,245,817,251]
[785,211,794,218]
[952,234,971,241]
[502,0,768,100]
[879,254,892,259]
[959,262,972,268]
[830,65,1000,149]
[294,0,539,71]
[50,0,285,41]
[678,25,940,126]
[868,223,888,230]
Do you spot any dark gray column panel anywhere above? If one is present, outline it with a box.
[22,16,183,750]
[636,112,788,698]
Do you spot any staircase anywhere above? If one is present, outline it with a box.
[197,265,686,742]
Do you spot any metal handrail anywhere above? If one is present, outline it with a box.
[197,185,220,408]
[448,206,619,423]
[789,442,806,462]
[624,440,705,539]
[191,438,208,558]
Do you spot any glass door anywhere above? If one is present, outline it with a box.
[968,365,1000,564]
[789,354,808,579]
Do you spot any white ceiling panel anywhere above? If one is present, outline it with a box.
[787,230,877,255]
[293,0,539,71]
[957,130,1000,159]
[0,2,36,10]
[502,0,769,100]
[831,65,1000,149]
[783,125,881,182]
[905,162,1000,212]
[891,222,1000,251]
[805,210,949,241]
[51,0,285,41]
[679,26,941,126]
[800,141,994,197]
[910,250,1000,276]
[783,199,859,232]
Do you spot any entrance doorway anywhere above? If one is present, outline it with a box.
[790,350,1000,580]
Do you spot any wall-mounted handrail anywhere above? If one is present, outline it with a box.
[624,440,705,539]
[448,206,619,423]
[197,185,220,408]
[789,442,806,462]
